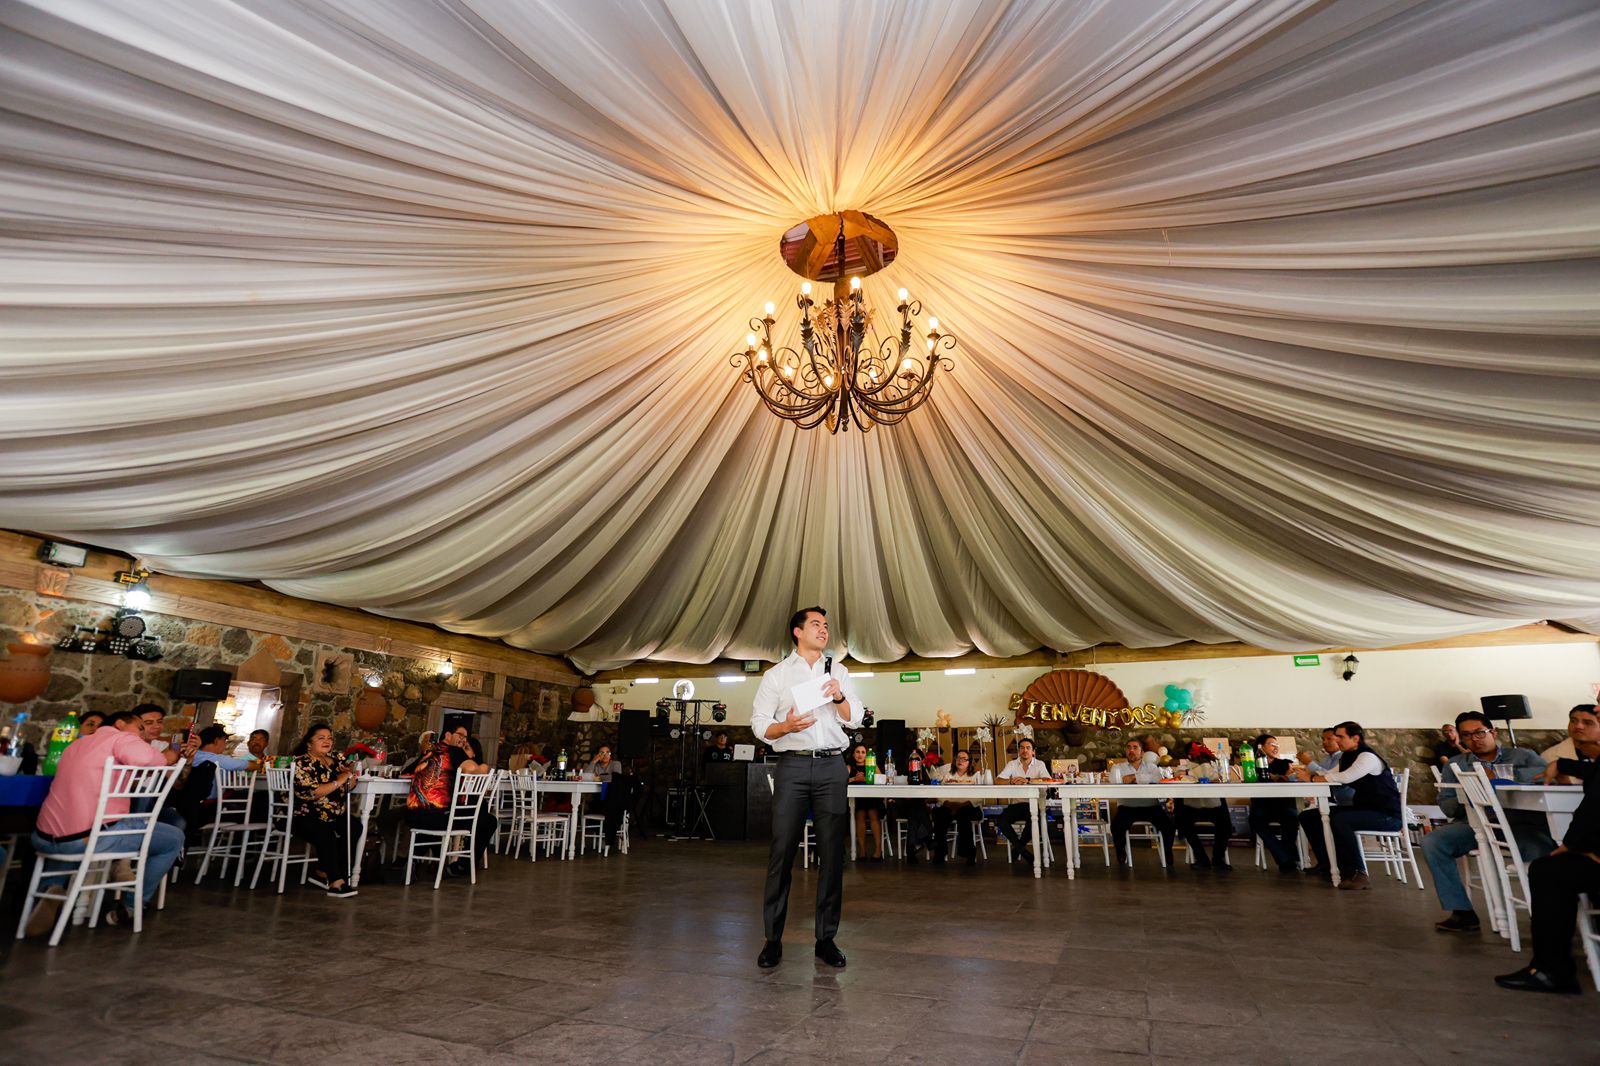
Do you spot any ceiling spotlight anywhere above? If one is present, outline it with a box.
[656,698,669,712]
[861,708,875,728]
[712,702,727,723]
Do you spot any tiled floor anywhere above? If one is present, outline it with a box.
[0,839,1592,1065]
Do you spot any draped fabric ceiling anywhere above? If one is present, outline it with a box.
[3,0,1599,674]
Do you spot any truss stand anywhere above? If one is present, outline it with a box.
[665,698,720,840]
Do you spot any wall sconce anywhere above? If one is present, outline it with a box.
[114,567,152,610]
[1341,654,1360,681]
[438,656,454,679]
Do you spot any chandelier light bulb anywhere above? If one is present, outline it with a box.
[757,349,768,364]
[764,301,776,316]
[782,365,794,378]
[897,288,908,302]
[745,333,757,348]
[801,281,812,296]
[927,338,935,350]
[928,317,939,331]
[850,276,861,290]
[824,375,835,388]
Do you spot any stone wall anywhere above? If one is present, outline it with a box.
[0,587,573,767]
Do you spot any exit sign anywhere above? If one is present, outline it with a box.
[1292,654,1320,667]
[899,671,921,683]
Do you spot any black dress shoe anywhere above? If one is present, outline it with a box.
[1494,966,1580,995]
[1304,864,1331,877]
[1435,912,1481,933]
[815,939,846,968]
[757,941,782,968]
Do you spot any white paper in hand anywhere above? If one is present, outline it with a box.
[789,677,832,716]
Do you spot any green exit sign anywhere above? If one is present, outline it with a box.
[1292,654,1321,667]
[899,671,921,683]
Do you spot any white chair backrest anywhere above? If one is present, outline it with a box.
[1393,768,1410,813]
[448,770,495,832]
[85,759,185,856]
[1457,763,1520,853]
[1428,764,1442,784]
[264,765,296,826]
[215,768,258,819]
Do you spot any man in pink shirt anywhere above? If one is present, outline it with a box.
[26,709,185,934]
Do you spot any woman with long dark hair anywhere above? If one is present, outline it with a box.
[846,744,885,860]
[291,722,358,897]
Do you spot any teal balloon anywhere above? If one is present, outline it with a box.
[1164,684,1181,699]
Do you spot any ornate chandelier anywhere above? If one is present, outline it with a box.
[732,212,955,433]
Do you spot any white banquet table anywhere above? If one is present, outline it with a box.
[347,777,411,887]
[532,779,605,859]
[1492,784,1583,840]
[848,783,1048,878]
[1052,782,1338,881]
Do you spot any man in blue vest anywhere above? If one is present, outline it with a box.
[1292,721,1401,890]
[1425,710,1552,933]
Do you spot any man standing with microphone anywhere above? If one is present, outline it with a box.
[752,606,863,969]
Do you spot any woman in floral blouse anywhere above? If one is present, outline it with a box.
[291,722,359,898]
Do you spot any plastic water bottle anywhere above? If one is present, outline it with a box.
[884,749,896,781]
[42,712,79,775]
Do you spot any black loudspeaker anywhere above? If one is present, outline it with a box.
[618,709,651,759]
[875,718,907,762]
[650,707,670,736]
[170,668,233,701]
[1480,694,1532,721]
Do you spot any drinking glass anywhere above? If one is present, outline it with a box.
[1492,763,1516,782]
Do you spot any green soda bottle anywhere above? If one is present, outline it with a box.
[1239,740,1258,783]
[864,749,877,785]
[42,712,79,775]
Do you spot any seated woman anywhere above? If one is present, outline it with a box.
[404,726,497,876]
[930,748,984,865]
[291,722,359,897]
[846,744,885,860]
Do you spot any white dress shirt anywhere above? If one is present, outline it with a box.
[1319,751,1384,784]
[749,650,863,752]
[998,756,1050,781]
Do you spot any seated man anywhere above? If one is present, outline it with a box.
[994,738,1052,865]
[1292,721,1401,890]
[1109,737,1175,866]
[587,744,620,782]
[1424,710,1554,932]
[245,728,271,762]
[404,725,496,875]
[1430,724,1463,769]
[1539,703,1599,777]
[703,731,735,764]
[1248,733,1301,873]
[26,710,184,935]
[1298,728,1355,806]
[1496,753,1597,994]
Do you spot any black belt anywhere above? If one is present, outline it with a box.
[781,748,844,759]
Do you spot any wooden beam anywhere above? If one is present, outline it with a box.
[1,531,579,685]
[589,623,1596,682]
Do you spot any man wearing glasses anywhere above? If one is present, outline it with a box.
[1423,710,1553,933]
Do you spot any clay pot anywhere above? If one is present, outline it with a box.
[572,686,596,714]
[0,643,52,704]
[353,687,388,731]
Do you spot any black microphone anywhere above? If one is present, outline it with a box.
[824,654,832,675]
